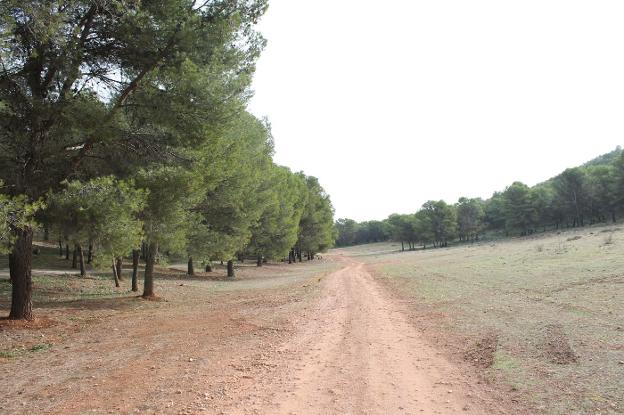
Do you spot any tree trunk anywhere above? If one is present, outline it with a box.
[8,253,15,284]
[257,255,262,267]
[227,260,234,277]
[205,262,212,272]
[112,257,120,288]
[9,228,34,320]
[87,243,93,264]
[188,256,194,276]
[43,226,49,241]
[72,245,77,268]
[141,242,147,260]
[65,243,69,260]
[77,244,86,277]
[142,241,158,298]
[116,257,123,280]
[58,238,63,257]
[131,249,139,292]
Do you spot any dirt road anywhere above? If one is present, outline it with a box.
[1,256,514,414]
[247,256,508,415]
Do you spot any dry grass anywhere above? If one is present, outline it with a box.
[343,225,624,415]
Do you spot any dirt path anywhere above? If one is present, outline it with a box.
[248,256,510,414]
[0,269,80,277]
[1,257,515,414]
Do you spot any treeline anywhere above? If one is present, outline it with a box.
[336,147,624,249]
[0,1,334,320]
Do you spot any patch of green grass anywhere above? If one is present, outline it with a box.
[30,342,53,352]
[491,349,539,401]
[0,349,20,359]
[0,343,53,359]
[493,349,520,372]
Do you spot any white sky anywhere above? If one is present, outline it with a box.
[248,0,624,222]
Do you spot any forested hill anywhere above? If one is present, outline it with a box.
[583,146,623,167]
[335,146,624,248]
[535,146,623,188]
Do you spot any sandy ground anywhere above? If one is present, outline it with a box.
[1,255,520,414]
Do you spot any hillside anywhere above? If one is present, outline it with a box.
[583,146,623,167]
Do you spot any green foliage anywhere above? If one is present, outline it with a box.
[484,192,506,231]
[583,146,622,167]
[334,218,359,246]
[0,189,43,254]
[456,197,484,241]
[188,110,276,262]
[297,176,335,255]
[46,177,146,261]
[419,200,457,246]
[135,167,201,255]
[386,214,419,248]
[356,221,390,244]
[247,166,307,260]
[0,0,268,198]
[502,182,534,234]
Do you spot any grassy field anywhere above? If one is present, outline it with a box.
[339,225,624,414]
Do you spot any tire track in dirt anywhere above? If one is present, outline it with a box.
[252,256,511,414]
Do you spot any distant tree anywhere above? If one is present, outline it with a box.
[529,185,556,231]
[297,176,335,259]
[188,111,275,275]
[419,201,456,247]
[456,198,484,242]
[585,165,618,223]
[552,168,589,227]
[483,192,506,232]
[247,166,307,265]
[502,182,534,235]
[334,218,358,247]
[386,214,418,250]
[414,210,433,248]
[355,221,389,244]
[614,151,624,210]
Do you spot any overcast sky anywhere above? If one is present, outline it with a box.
[248,0,624,222]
